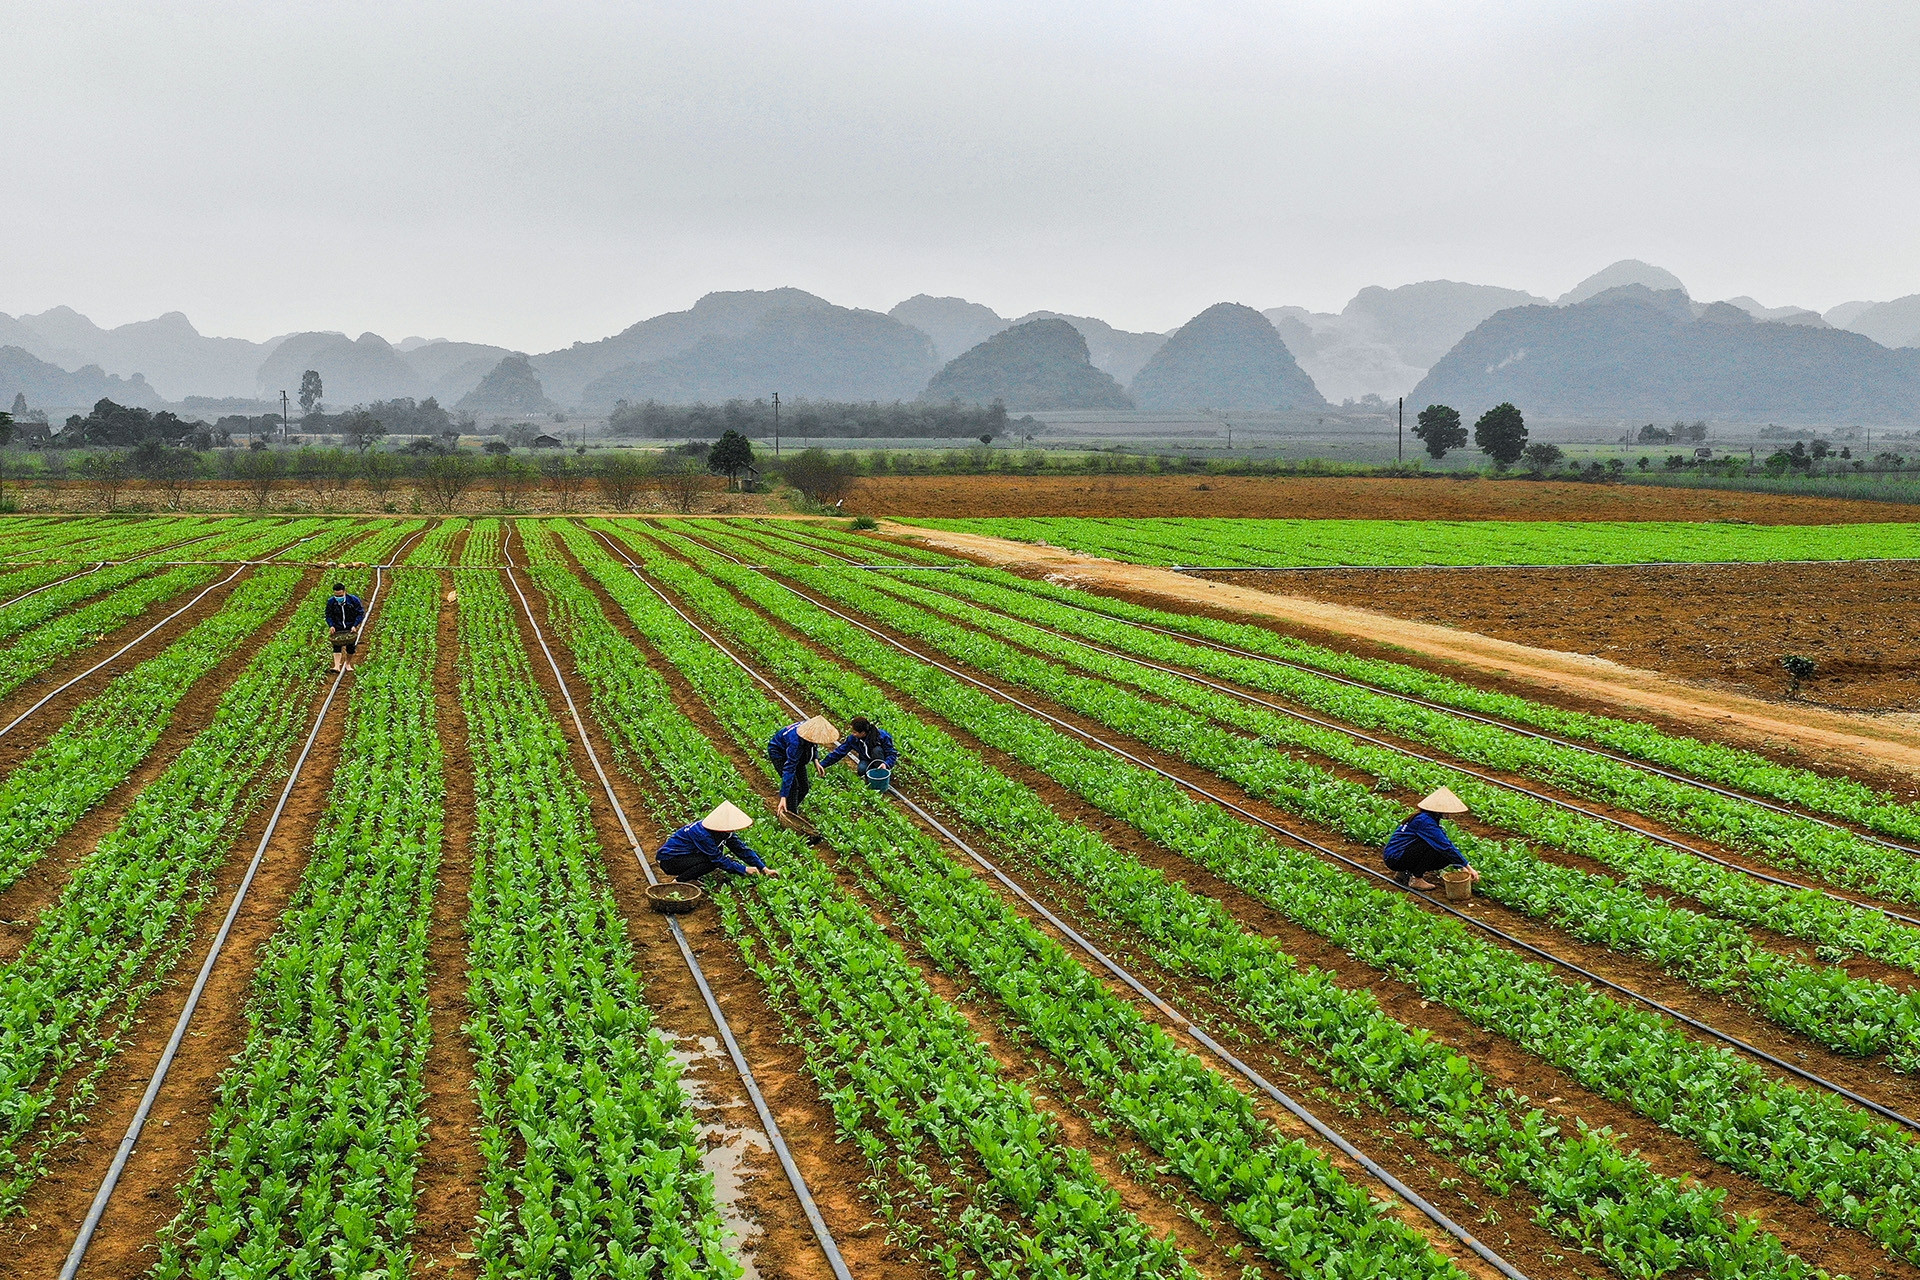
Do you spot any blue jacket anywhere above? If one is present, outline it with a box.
[822,726,896,771]
[766,723,819,800]
[1382,811,1469,870]
[655,821,766,877]
[325,593,365,631]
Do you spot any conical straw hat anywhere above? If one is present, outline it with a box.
[796,715,839,745]
[701,801,755,832]
[1417,786,1469,815]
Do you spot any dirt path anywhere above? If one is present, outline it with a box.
[893,523,1920,783]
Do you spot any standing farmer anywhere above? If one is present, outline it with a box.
[325,581,365,673]
[767,715,837,825]
[819,716,897,779]
[1382,787,1482,891]
[655,802,779,881]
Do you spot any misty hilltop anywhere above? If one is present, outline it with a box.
[579,303,937,408]
[1411,284,1920,423]
[1129,303,1324,411]
[922,318,1132,411]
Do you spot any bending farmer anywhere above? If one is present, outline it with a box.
[325,581,366,673]
[819,716,897,778]
[767,715,837,821]
[655,802,780,881]
[1382,787,1481,891]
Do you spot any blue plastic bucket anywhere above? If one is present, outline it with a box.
[864,765,893,792]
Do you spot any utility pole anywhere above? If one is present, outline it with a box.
[771,392,781,458]
[1397,397,1404,463]
[279,390,289,444]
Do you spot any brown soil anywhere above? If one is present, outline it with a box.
[0,574,313,961]
[0,566,253,753]
[848,473,1914,522]
[897,523,1920,786]
[2,670,347,1277]
[499,536,925,1280]
[1226,560,1920,714]
[658,540,1908,1280]
[410,566,486,1277]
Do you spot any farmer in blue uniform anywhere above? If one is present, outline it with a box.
[767,715,838,826]
[324,581,366,673]
[1382,787,1481,891]
[820,717,897,779]
[655,802,779,881]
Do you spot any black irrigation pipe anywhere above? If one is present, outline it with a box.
[593,528,1531,1280]
[954,566,1920,862]
[755,571,1920,1137]
[0,530,330,741]
[501,525,853,1280]
[872,571,1920,933]
[0,528,242,612]
[0,562,107,611]
[58,526,426,1280]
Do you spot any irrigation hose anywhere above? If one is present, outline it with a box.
[898,580,1920,931]
[500,526,854,1280]
[758,573,1920,1136]
[607,527,1535,1279]
[58,527,425,1279]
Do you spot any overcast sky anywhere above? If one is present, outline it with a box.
[3,0,1916,349]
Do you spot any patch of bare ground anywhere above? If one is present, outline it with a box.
[848,473,1913,522]
[410,567,486,1278]
[894,522,1920,789]
[499,533,921,1280]
[1,676,348,1278]
[0,574,314,963]
[682,553,1915,1280]
[1244,560,1920,714]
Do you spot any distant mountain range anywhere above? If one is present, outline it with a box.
[922,318,1132,411]
[1411,285,1920,423]
[6,258,1920,422]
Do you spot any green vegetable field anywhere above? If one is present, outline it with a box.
[906,515,1920,566]
[4,511,1919,1280]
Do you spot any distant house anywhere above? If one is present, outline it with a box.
[531,433,564,449]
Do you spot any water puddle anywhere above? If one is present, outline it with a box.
[661,1027,774,1277]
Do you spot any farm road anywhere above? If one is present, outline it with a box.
[894,523,1920,785]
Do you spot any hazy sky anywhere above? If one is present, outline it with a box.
[4,0,1916,349]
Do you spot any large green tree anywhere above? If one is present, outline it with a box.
[1411,404,1466,460]
[297,369,324,417]
[1473,402,1528,469]
[707,429,756,489]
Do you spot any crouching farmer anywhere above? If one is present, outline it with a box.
[1382,787,1482,891]
[656,802,780,882]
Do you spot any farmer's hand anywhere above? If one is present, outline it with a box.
[775,797,790,817]
[815,762,827,777]
[1468,867,1482,882]
[760,867,781,878]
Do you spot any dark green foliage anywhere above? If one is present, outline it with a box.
[707,429,755,485]
[457,354,551,413]
[922,318,1131,411]
[1412,403,1466,459]
[1127,303,1324,410]
[1474,402,1528,468]
[297,369,323,416]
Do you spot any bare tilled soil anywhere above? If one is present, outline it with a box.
[1215,559,1920,713]
[847,473,1915,522]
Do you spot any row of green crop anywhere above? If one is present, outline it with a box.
[0,571,351,1215]
[0,515,210,562]
[0,563,304,893]
[942,554,1920,849]
[449,558,737,1276]
[155,551,446,1275]
[0,519,331,703]
[0,517,265,642]
[913,516,1920,567]
[525,521,1202,1278]
[809,557,1920,1066]
[546,521,1469,1279]
[869,562,1920,957]
[604,519,1839,1280]
[660,520,1920,1268]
